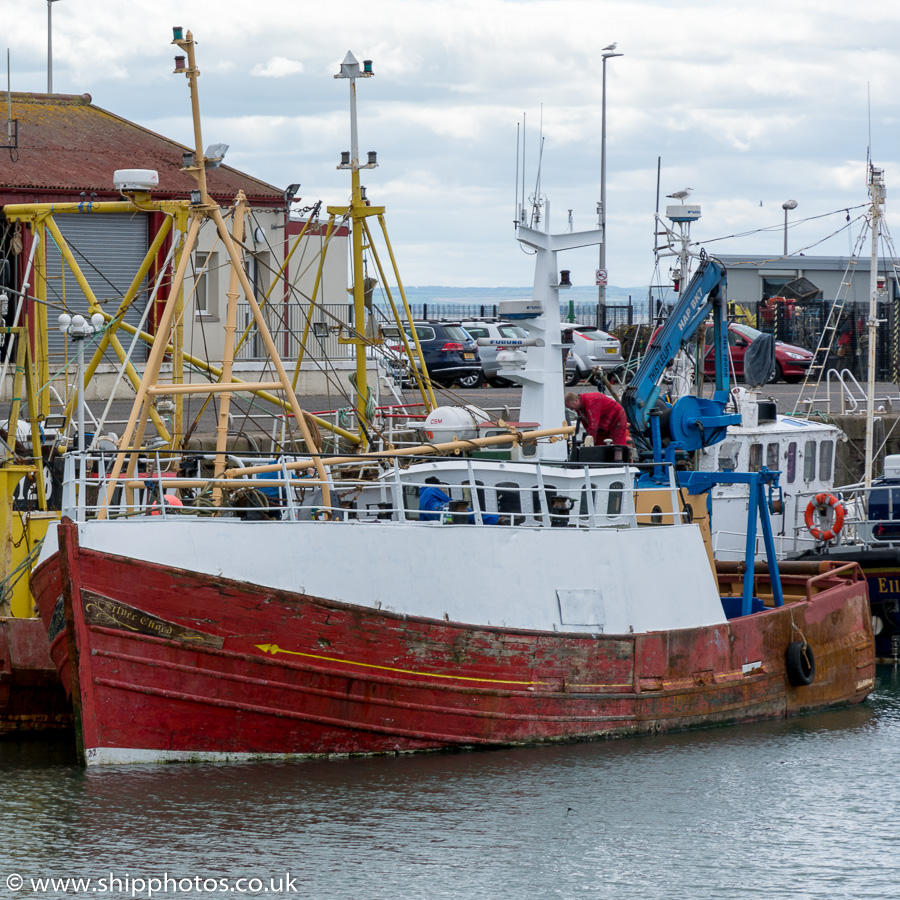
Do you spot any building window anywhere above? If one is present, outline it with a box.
[761,276,796,300]
[193,251,215,317]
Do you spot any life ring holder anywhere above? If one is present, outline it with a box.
[804,493,845,542]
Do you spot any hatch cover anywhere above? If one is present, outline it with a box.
[557,589,604,629]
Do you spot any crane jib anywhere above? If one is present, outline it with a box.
[620,257,730,442]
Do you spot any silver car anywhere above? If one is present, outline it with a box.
[461,319,529,387]
[563,323,623,385]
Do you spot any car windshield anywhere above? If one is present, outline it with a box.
[406,325,436,341]
[577,327,615,342]
[443,325,471,342]
[732,323,763,341]
[499,324,527,338]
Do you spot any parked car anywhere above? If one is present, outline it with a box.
[702,322,813,384]
[563,324,624,386]
[382,320,483,388]
[460,319,528,387]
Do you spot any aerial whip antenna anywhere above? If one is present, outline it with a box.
[514,121,520,226]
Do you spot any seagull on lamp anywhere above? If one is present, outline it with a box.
[602,42,617,52]
[666,187,693,201]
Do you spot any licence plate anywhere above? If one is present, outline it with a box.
[463,353,475,359]
[605,347,618,354]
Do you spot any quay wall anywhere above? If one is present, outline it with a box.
[809,412,900,484]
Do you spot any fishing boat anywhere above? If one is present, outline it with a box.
[788,164,900,660]
[29,32,874,765]
[627,196,845,566]
[1,291,71,732]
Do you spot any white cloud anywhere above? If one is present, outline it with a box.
[6,0,900,285]
[250,57,305,78]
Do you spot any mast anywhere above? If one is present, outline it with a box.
[98,28,332,518]
[864,164,885,491]
[335,53,377,447]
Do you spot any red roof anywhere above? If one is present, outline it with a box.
[0,92,284,206]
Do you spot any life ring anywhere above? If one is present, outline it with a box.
[804,493,845,541]
[785,640,815,687]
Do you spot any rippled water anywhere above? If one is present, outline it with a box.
[3,669,900,899]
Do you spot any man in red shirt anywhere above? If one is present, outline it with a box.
[564,391,630,446]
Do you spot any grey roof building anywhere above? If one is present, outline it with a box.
[714,254,897,305]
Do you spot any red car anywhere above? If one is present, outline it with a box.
[703,322,813,384]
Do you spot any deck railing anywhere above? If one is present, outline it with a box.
[57,449,687,533]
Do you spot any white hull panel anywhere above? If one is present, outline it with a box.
[41,518,726,635]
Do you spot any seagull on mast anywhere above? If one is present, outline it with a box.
[602,42,617,52]
[666,187,693,201]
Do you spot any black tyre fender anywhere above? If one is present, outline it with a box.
[785,640,815,687]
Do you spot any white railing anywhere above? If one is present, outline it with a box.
[59,450,686,533]
[787,480,900,551]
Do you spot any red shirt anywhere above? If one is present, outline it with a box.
[578,392,629,445]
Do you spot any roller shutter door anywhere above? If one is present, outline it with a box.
[45,213,150,367]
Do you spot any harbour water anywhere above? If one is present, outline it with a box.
[2,668,899,899]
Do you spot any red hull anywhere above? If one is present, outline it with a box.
[32,520,875,763]
[0,616,72,733]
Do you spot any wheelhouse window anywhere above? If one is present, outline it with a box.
[749,443,763,472]
[607,481,624,516]
[717,440,740,472]
[804,440,817,482]
[766,443,779,470]
[786,442,797,484]
[819,440,833,482]
[496,482,522,515]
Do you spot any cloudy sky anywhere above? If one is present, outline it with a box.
[5,0,900,288]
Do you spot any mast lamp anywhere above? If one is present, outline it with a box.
[335,51,374,80]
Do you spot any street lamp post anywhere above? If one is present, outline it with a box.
[47,0,63,93]
[782,199,798,256]
[282,182,300,356]
[58,312,105,457]
[598,45,623,330]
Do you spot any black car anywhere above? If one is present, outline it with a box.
[383,321,484,388]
